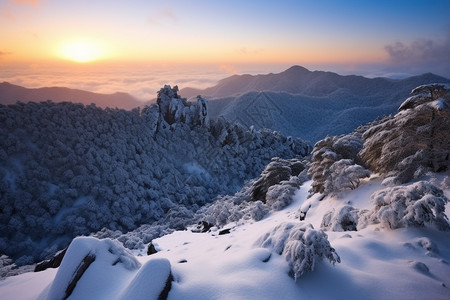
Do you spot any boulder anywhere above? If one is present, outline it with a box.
[34,247,68,272]
[360,83,450,183]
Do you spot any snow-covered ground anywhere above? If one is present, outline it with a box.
[1,176,449,300]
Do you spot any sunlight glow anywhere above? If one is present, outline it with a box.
[58,40,106,63]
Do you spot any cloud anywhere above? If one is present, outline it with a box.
[12,0,39,6]
[384,28,450,77]
[220,64,238,74]
[0,51,12,56]
[0,64,226,101]
[235,47,264,55]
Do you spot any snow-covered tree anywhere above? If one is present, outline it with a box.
[321,205,360,231]
[256,222,340,280]
[309,133,367,194]
[323,159,371,194]
[0,86,310,265]
[358,181,449,231]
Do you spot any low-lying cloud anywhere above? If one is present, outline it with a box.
[385,28,450,77]
[0,64,228,101]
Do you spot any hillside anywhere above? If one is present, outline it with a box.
[0,82,145,110]
[181,66,450,142]
[0,83,449,300]
[0,86,309,267]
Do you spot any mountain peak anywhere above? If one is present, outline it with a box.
[282,65,311,75]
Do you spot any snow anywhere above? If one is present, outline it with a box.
[1,178,450,299]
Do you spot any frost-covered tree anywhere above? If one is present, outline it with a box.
[321,205,360,231]
[358,181,449,231]
[250,157,307,203]
[0,86,310,265]
[309,133,367,194]
[255,222,340,280]
[323,159,370,194]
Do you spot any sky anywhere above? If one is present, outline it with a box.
[0,0,449,100]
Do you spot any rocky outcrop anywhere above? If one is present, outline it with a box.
[34,247,68,272]
[360,83,450,183]
[155,85,210,129]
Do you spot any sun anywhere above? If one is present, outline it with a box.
[58,40,105,63]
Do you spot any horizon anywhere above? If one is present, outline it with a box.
[1,0,449,100]
[1,63,448,102]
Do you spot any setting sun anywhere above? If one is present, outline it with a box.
[58,40,105,63]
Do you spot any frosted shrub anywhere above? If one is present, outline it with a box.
[250,157,307,203]
[256,222,340,280]
[323,159,370,194]
[265,184,297,211]
[321,205,360,231]
[194,193,269,227]
[309,133,367,194]
[359,181,449,231]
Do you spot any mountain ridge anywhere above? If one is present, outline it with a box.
[181,66,450,142]
[180,65,449,99]
[0,82,146,110]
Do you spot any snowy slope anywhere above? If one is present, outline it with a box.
[1,176,449,300]
[1,80,449,300]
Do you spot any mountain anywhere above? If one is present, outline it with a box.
[0,82,144,110]
[0,83,449,299]
[181,66,450,142]
[181,66,449,99]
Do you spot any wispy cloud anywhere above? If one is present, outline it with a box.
[147,7,178,26]
[0,51,12,56]
[384,28,450,77]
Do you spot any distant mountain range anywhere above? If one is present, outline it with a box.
[181,66,450,142]
[0,82,145,110]
[2,66,449,142]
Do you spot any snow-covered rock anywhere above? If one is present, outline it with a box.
[361,83,450,183]
[41,237,140,299]
[156,85,210,129]
[118,258,172,300]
